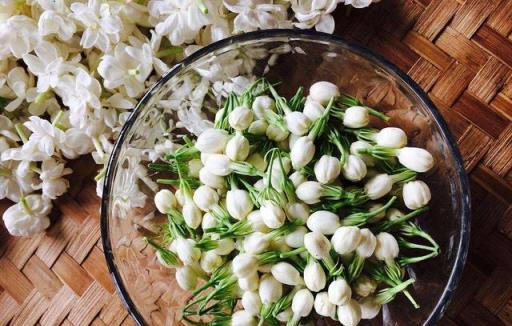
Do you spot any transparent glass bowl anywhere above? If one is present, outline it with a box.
[100,30,470,326]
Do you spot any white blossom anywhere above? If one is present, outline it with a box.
[223,0,291,33]
[2,194,51,236]
[291,0,338,33]
[0,15,40,59]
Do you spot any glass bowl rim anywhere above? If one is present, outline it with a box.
[100,29,471,326]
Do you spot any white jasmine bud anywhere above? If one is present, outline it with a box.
[204,154,232,176]
[304,260,326,292]
[367,203,386,223]
[286,202,310,222]
[260,201,286,229]
[225,134,250,161]
[154,189,177,214]
[259,274,283,305]
[304,232,331,259]
[285,226,308,248]
[275,308,293,322]
[360,297,381,319]
[290,136,315,169]
[246,153,267,172]
[314,292,336,318]
[328,278,352,305]
[175,238,201,265]
[364,174,393,200]
[247,210,271,233]
[226,189,254,220]
[342,155,367,182]
[343,106,369,128]
[295,181,323,204]
[231,310,257,326]
[229,105,253,131]
[403,180,431,209]
[254,178,265,191]
[175,188,185,207]
[242,291,262,316]
[213,238,235,255]
[233,253,258,278]
[252,95,275,119]
[314,155,341,184]
[396,147,434,172]
[331,226,362,255]
[291,289,314,321]
[201,212,217,230]
[193,185,219,212]
[195,128,229,153]
[285,111,311,136]
[187,159,203,178]
[375,127,407,148]
[200,251,222,273]
[386,208,403,221]
[271,262,304,286]
[356,228,377,258]
[307,211,340,235]
[374,232,399,262]
[309,81,340,105]
[248,119,268,135]
[176,266,198,290]
[289,133,301,150]
[289,171,307,188]
[353,275,377,298]
[244,232,270,254]
[303,98,325,121]
[182,200,203,229]
[238,272,259,292]
[350,140,375,166]
[199,167,225,189]
[266,124,289,142]
[337,299,362,326]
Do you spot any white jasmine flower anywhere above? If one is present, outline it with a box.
[0,15,40,59]
[175,237,201,265]
[343,0,374,9]
[244,232,270,254]
[291,0,338,33]
[200,251,222,273]
[232,253,258,278]
[2,194,51,236]
[341,155,367,182]
[225,133,250,161]
[0,160,36,202]
[195,128,229,153]
[360,297,381,319]
[350,140,375,166]
[290,136,315,169]
[1,67,34,111]
[303,98,325,121]
[396,147,434,173]
[38,9,76,42]
[0,116,20,142]
[286,202,310,222]
[343,106,369,128]
[260,200,286,229]
[34,158,72,200]
[226,188,254,220]
[374,127,407,148]
[23,41,80,93]
[148,0,212,45]
[223,0,291,33]
[176,265,198,290]
[154,189,177,214]
[71,0,124,52]
[285,226,308,248]
[229,105,254,131]
[24,116,66,160]
[353,275,377,298]
[97,41,154,98]
[331,226,362,255]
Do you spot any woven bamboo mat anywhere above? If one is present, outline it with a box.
[1,0,512,325]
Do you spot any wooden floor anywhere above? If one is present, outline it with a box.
[1,0,512,325]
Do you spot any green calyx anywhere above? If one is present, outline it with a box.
[342,196,397,226]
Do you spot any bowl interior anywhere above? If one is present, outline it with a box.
[101,30,470,326]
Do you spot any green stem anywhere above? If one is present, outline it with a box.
[156,46,183,58]
[14,123,28,143]
[19,196,32,216]
[195,0,208,14]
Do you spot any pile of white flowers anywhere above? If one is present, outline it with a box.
[147,79,439,325]
[0,0,379,237]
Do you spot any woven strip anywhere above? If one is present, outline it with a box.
[1,0,512,325]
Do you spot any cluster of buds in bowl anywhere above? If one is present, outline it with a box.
[146,79,439,325]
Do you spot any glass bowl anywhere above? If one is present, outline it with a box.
[100,30,470,326]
